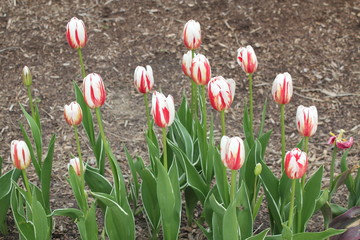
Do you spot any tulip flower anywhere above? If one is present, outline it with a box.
[66,17,87,49]
[237,45,258,75]
[151,91,175,128]
[68,157,83,176]
[296,105,318,138]
[134,65,154,94]
[272,72,293,105]
[83,73,106,109]
[64,101,83,126]
[191,54,211,86]
[208,76,235,112]
[11,140,31,170]
[183,20,201,50]
[182,50,196,77]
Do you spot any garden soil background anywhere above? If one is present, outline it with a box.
[0,0,360,239]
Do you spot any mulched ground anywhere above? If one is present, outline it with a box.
[0,0,359,239]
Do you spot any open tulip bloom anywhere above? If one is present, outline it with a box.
[183,19,201,50]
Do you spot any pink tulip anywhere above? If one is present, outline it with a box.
[191,54,211,86]
[296,105,318,137]
[134,65,154,94]
[66,17,87,49]
[11,140,31,170]
[64,101,83,126]
[284,148,308,179]
[182,50,196,77]
[83,73,106,108]
[151,91,175,128]
[220,136,245,170]
[272,72,293,105]
[208,76,235,111]
[183,20,201,50]
[237,45,258,74]
[328,130,354,149]
[68,157,83,176]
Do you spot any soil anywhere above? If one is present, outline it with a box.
[0,0,359,239]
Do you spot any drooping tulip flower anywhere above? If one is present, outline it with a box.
[66,17,87,49]
[182,50,196,77]
[11,140,31,170]
[134,65,154,94]
[328,130,354,149]
[22,66,32,87]
[284,148,308,179]
[220,136,245,171]
[272,72,293,105]
[83,73,106,108]
[68,157,83,176]
[296,105,318,137]
[237,45,258,74]
[183,20,201,50]
[64,101,83,126]
[208,76,236,111]
[191,54,211,85]
[151,91,175,128]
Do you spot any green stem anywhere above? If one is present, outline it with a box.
[252,175,258,210]
[162,127,168,171]
[95,108,108,149]
[27,86,35,119]
[73,126,85,185]
[144,93,151,130]
[248,73,254,135]
[230,170,237,202]
[280,104,286,173]
[288,179,296,229]
[22,170,32,203]
[329,146,338,197]
[301,137,309,189]
[221,110,226,136]
[77,48,86,78]
[201,85,207,140]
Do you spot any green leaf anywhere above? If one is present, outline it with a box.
[20,123,41,178]
[41,134,56,213]
[258,130,272,159]
[223,199,240,240]
[235,183,253,240]
[258,99,268,137]
[213,147,230,207]
[33,103,42,133]
[185,187,199,224]
[68,166,87,212]
[0,169,18,199]
[213,212,224,240]
[95,134,105,175]
[330,165,358,196]
[245,228,270,240]
[32,196,49,240]
[77,202,99,240]
[146,128,160,173]
[124,145,140,209]
[170,119,194,163]
[0,194,10,234]
[314,189,329,213]
[51,208,84,220]
[84,165,112,194]
[243,105,254,148]
[292,228,345,240]
[253,194,264,221]
[209,194,226,216]
[177,95,193,134]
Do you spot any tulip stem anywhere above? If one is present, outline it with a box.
[73,126,85,186]
[95,107,107,175]
[280,104,286,173]
[252,175,258,211]
[301,137,309,189]
[288,179,296,229]
[221,110,226,136]
[329,146,338,198]
[230,170,237,202]
[144,93,151,130]
[77,48,86,78]
[162,127,168,171]
[26,86,35,120]
[248,73,254,137]
[22,170,32,203]
[200,85,207,140]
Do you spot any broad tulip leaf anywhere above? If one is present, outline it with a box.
[243,105,254,148]
[41,134,55,213]
[196,117,208,177]
[209,194,226,216]
[213,147,230,207]
[212,212,224,240]
[124,145,140,208]
[68,166,87,212]
[170,119,194,162]
[235,183,253,240]
[292,228,345,240]
[95,134,105,175]
[245,228,270,240]
[32,196,49,240]
[258,130,272,159]
[253,194,264,221]
[185,187,199,224]
[0,169,17,199]
[223,199,240,240]
[51,208,84,220]
[177,95,192,134]
[77,203,99,240]
[84,165,112,194]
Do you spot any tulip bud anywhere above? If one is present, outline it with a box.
[68,157,83,176]
[151,91,175,128]
[11,140,31,170]
[296,105,318,137]
[220,136,245,171]
[64,101,83,126]
[66,17,87,49]
[22,66,32,87]
[182,50,196,77]
[254,163,262,176]
[284,148,308,179]
[237,45,258,74]
[191,54,211,86]
[82,73,106,108]
[208,76,235,111]
[183,20,201,50]
[134,65,154,94]
[272,72,293,105]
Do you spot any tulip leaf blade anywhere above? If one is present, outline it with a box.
[243,104,254,148]
[235,183,253,240]
[245,228,270,240]
[292,228,345,240]
[223,198,240,240]
[76,202,99,240]
[51,208,84,220]
[32,194,49,240]
[213,147,230,207]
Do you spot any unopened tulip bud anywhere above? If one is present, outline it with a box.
[134,65,154,94]
[237,45,258,74]
[208,76,235,111]
[191,54,211,86]
[183,20,201,50]
[151,91,175,128]
[68,157,83,176]
[284,148,308,179]
[272,72,293,105]
[22,66,32,87]
[66,17,87,49]
[64,102,83,126]
[182,50,196,77]
[83,73,106,108]
[11,140,31,170]
[254,163,262,176]
[220,136,245,171]
[296,105,318,137]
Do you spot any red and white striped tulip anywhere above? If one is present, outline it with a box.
[191,54,211,86]
[182,50,196,77]
[296,105,318,137]
[11,140,31,170]
[237,45,258,74]
[208,76,236,111]
[83,73,106,108]
[151,91,175,128]
[284,148,308,179]
[220,136,245,171]
[68,157,83,176]
[328,130,354,149]
[134,65,154,94]
[183,20,201,50]
[66,17,87,49]
[272,72,293,105]
[64,101,83,126]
